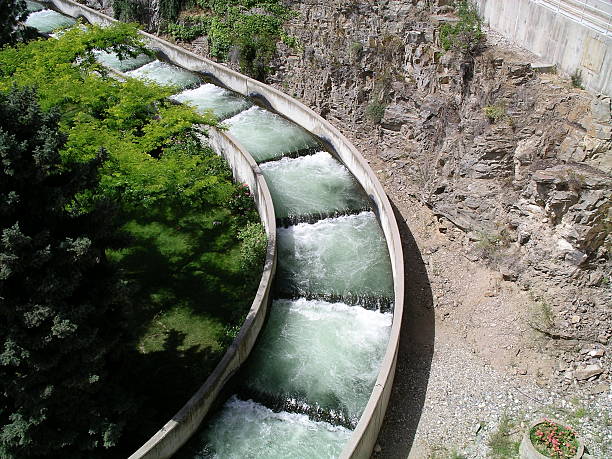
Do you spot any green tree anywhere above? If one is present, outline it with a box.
[0,0,29,46]
[439,0,484,55]
[0,86,132,458]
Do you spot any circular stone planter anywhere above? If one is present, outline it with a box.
[520,419,584,459]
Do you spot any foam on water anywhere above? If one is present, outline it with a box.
[125,60,201,90]
[243,298,392,425]
[94,49,154,72]
[25,9,76,34]
[171,84,252,121]
[224,106,319,162]
[277,211,394,301]
[259,151,370,220]
[191,396,351,459]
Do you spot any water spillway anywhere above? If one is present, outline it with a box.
[225,106,320,162]
[191,396,352,459]
[171,84,252,121]
[241,299,392,427]
[277,212,394,305]
[259,151,371,223]
[94,49,155,72]
[28,3,404,455]
[25,8,75,33]
[95,42,395,459]
[125,60,202,89]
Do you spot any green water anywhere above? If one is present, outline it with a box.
[171,84,252,121]
[260,151,370,220]
[225,106,319,162]
[94,49,154,72]
[190,396,352,459]
[125,60,201,90]
[243,298,392,425]
[25,9,76,34]
[277,211,394,301]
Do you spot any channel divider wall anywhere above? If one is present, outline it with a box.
[48,1,405,457]
[126,126,277,459]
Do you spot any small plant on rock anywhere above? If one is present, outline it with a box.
[484,104,507,123]
[439,0,484,55]
[365,99,386,124]
[570,69,584,89]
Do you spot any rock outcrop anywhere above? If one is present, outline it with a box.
[267,0,610,346]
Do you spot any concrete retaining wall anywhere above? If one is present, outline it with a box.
[48,1,405,457]
[474,0,611,96]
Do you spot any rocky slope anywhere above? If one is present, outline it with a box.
[267,0,610,355]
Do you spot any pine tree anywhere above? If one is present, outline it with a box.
[0,86,132,458]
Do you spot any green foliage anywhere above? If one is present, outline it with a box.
[0,0,34,46]
[0,85,133,458]
[0,24,264,455]
[113,0,146,23]
[366,100,386,124]
[488,414,520,459]
[349,41,363,60]
[439,1,484,54]
[237,221,267,274]
[165,0,297,80]
[571,69,584,89]
[484,103,507,123]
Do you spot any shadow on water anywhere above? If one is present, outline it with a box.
[374,200,435,458]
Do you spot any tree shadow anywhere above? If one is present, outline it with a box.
[374,200,435,458]
[111,329,224,457]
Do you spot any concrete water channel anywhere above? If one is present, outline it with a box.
[23,4,402,457]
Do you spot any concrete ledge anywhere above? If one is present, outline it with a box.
[474,0,611,96]
[48,1,405,457]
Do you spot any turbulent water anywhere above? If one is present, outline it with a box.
[171,84,252,121]
[243,298,392,425]
[25,9,76,34]
[94,49,154,72]
[192,397,352,459]
[125,60,201,89]
[259,152,370,220]
[276,211,394,301]
[225,106,319,162]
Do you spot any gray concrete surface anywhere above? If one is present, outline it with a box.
[475,0,611,96]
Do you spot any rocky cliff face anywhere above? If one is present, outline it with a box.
[267,0,610,347]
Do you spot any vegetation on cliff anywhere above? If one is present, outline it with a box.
[0,23,265,456]
[114,0,296,80]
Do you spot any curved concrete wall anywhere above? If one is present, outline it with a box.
[127,128,277,459]
[48,1,405,457]
[474,0,611,96]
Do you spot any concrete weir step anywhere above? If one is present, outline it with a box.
[235,387,355,429]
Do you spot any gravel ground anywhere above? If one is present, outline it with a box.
[365,170,612,459]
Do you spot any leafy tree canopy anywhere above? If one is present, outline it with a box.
[0,85,133,459]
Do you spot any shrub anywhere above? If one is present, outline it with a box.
[349,41,363,60]
[365,100,386,124]
[484,104,507,123]
[439,0,484,54]
[238,221,267,274]
[571,69,584,89]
